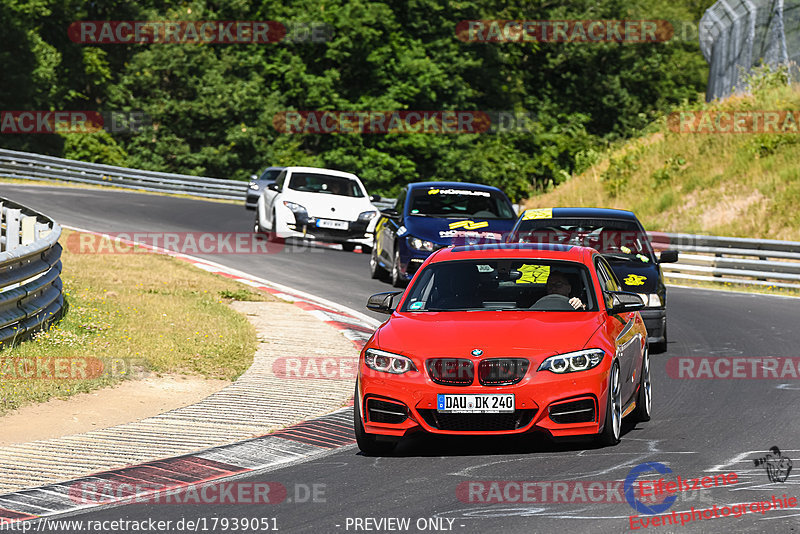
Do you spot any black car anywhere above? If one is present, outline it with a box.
[245,166,285,210]
[508,207,679,352]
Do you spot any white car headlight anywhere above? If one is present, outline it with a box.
[283,201,307,213]
[249,183,260,191]
[364,348,417,374]
[358,210,379,221]
[637,293,662,307]
[408,237,435,251]
[538,349,605,374]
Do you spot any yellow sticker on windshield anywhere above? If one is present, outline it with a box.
[428,188,440,195]
[449,220,489,230]
[623,274,647,286]
[516,264,550,284]
[522,208,553,220]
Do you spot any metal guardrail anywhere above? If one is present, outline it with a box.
[2,147,794,292]
[649,231,800,289]
[0,148,247,201]
[0,197,64,348]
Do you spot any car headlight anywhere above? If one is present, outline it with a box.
[637,293,662,307]
[408,237,436,252]
[249,183,260,191]
[538,349,605,374]
[283,201,306,212]
[358,210,379,221]
[364,348,417,374]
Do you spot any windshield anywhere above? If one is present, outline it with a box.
[401,259,596,312]
[259,169,282,181]
[513,218,654,262]
[287,172,364,197]
[408,187,515,219]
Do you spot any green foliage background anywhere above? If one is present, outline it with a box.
[0,0,714,200]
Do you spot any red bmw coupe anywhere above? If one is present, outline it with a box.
[355,243,651,455]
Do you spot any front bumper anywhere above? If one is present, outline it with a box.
[282,213,374,245]
[286,224,373,245]
[640,308,666,343]
[358,361,611,439]
[245,193,259,210]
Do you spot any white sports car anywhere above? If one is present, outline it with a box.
[255,166,380,251]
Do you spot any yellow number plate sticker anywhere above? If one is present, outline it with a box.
[516,264,550,284]
[623,274,647,286]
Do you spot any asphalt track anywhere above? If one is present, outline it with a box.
[3,184,800,534]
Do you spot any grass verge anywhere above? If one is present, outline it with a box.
[0,229,272,415]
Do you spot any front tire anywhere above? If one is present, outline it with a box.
[268,210,284,243]
[391,249,405,288]
[651,324,667,354]
[369,245,387,279]
[633,348,652,423]
[354,385,397,456]
[597,361,622,446]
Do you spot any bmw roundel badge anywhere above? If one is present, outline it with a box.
[471,349,483,357]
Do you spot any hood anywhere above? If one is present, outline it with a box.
[283,191,375,221]
[375,311,605,366]
[604,260,660,293]
[405,216,516,245]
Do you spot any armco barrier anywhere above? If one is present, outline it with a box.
[2,148,795,291]
[649,231,800,289]
[0,148,247,201]
[0,197,64,348]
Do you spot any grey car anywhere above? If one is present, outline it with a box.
[245,167,285,210]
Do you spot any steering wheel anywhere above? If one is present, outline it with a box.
[530,293,575,311]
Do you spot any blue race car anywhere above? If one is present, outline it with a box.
[507,207,679,352]
[370,182,517,287]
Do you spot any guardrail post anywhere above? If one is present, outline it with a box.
[757,254,767,281]
[713,250,723,278]
[5,208,21,251]
[21,216,36,245]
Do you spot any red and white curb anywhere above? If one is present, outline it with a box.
[0,409,355,522]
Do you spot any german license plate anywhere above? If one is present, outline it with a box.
[437,394,515,413]
[316,219,349,230]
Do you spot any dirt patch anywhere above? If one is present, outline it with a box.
[0,375,229,446]
[700,189,766,229]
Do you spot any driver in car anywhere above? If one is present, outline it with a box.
[545,271,585,310]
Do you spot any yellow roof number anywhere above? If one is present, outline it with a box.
[522,208,553,220]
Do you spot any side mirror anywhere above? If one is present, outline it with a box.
[606,291,645,314]
[658,250,679,263]
[366,291,403,314]
[267,183,280,192]
[369,194,382,202]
